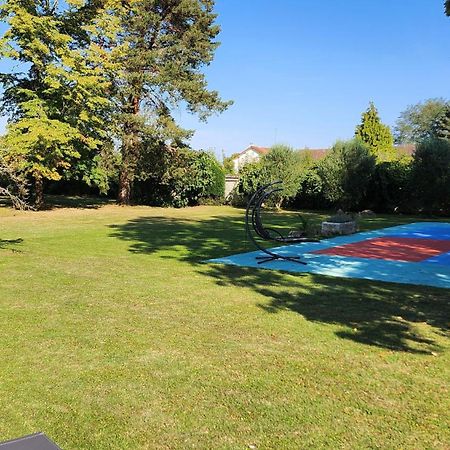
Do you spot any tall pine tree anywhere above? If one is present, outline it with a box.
[355,102,395,161]
[111,0,232,205]
[0,0,113,208]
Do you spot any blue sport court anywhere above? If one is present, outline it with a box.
[208,222,450,289]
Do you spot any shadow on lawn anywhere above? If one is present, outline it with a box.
[109,213,450,354]
[0,238,23,252]
[43,195,114,210]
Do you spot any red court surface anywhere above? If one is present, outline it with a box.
[313,237,450,262]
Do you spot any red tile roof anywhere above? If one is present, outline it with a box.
[395,144,416,156]
[232,144,416,162]
[299,148,329,160]
[238,145,269,156]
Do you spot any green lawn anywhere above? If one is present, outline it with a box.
[0,202,449,449]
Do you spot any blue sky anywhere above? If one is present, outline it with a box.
[178,0,450,156]
[1,0,449,157]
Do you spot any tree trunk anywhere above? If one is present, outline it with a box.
[118,168,132,205]
[118,96,140,205]
[34,176,44,210]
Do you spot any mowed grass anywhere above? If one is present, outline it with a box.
[0,202,449,449]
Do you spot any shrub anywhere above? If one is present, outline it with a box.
[135,146,224,207]
[236,145,304,208]
[293,168,327,209]
[411,139,450,214]
[318,139,376,210]
[368,157,412,212]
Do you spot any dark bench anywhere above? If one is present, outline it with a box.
[0,433,60,450]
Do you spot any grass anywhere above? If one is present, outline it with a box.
[0,201,449,449]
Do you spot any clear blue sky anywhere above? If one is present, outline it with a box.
[178,0,450,156]
[1,0,449,157]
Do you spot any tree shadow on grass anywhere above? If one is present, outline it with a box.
[0,238,23,252]
[109,214,450,354]
[212,264,449,353]
[0,195,113,210]
[43,195,114,210]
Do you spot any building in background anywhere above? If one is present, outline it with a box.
[230,144,416,174]
[232,145,269,173]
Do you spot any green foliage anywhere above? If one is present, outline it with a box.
[432,104,450,140]
[110,0,232,204]
[355,102,395,161]
[222,152,237,174]
[295,168,326,209]
[136,146,224,207]
[446,0,450,16]
[0,0,114,207]
[318,139,376,210]
[237,161,266,197]
[260,145,303,206]
[394,98,450,144]
[68,144,121,195]
[368,158,412,212]
[203,153,225,199]
[0,150,30,209]
[236,145,305,208]
[411,139,450,213]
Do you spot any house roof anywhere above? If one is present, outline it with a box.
[239,145,270,156]
[231,143,416,163]
[395,144,416,156]
[233,145,327,161]
[299,148,329,160]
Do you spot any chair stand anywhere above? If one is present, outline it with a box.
[245,181,319,265]
[255,255,307,265]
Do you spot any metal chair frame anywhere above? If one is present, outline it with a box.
[245,181,318,264]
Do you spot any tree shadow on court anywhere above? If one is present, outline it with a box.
[109,213,449,354]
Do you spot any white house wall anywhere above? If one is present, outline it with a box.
[233,149,261,172]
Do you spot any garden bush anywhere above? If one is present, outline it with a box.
[367,157,412,213]
[411,139,450,214]
[135,146,224,207]
[293,168,328,210]
[235,145,305,208]
[317,139,376,210]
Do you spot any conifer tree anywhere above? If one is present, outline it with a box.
[355,102,395,161]
[433,106,450,140]
[111,0,232,205]
[0,0,113,208]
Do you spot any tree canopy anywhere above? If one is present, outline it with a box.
[355,102,394,161]
[394,98,450,144]
[0,0,230,207]
[107,0,232,204]
[0,0,113,207]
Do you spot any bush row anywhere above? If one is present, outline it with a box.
[233,139,450,215]
[44,147,225,208]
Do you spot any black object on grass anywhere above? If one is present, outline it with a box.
[245,181,319,264]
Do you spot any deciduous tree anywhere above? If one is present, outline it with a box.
[0,0,113,208]
[394,98,449,144]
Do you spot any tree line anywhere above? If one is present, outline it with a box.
[234,102,450,215]
[0,0,230,209]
